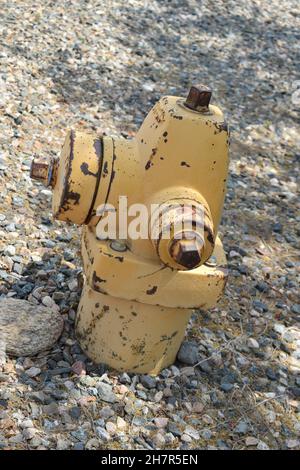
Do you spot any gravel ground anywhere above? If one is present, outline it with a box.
[0,0,299,450]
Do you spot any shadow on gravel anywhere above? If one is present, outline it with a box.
[43,2,299,129]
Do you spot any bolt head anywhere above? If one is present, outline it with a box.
[110,240,127,252]
[185,84,212,112]
[169,238,203,270]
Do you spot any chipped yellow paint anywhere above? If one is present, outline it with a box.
[32,91,229,375]
[76,283,191,375]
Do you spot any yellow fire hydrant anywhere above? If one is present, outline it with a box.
[31,85,229,375]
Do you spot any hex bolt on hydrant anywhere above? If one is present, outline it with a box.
[31,85,229,375]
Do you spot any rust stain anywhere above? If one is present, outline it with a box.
[102,161,108,178]
[58,130,80,215]
[146,285,158,295]
[145,148,157,170]
[213,121,228,134]
[102,139,117,209]
[84,137,103,224]
[204,225,215,245]
[80,162,98,177]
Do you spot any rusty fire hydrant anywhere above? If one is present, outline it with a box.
[31,85,229,375]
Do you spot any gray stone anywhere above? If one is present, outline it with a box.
[177,341,199,365]
[80,375,97,387]
[21,419,34,429]
[136,390,147,400]
[4,245,16,257]
[96,426,111,442]
[245,436,259,446]
[0,373,8,382]
[257,440,269,450]
[41,296,55,308]
[221,383,234,393]
[69,407,81,420]
[97,382,117,403]
[184,425,200,440]
[154,417,169,428]
[181,433,192,443]
[266,368,277,381]
[290,386,300,398]
[85,438,100,450]
[43,402,59,415]
[0,298,63,356]
[202,430,212,439]
[140,375,156,389]
[99,406,114,419]
[56,438,70,450]
[291,304,300,315]
[73,442,85,450]
[28,391,51,404]
[29,437,42,448]
[199,360,212,373]
[13,263,23,275]
[152,433,166,448]
[71,429,87,441]
[119,372,131,384]
[8,434,23,444]
[106,421,117,434]
[26,367,41,377]
[22,427,36,440]
[168,422,182,437]
[63,250,74,261]
[234,421,249,434]
[252,300,268,312]
[248,338,259,349]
